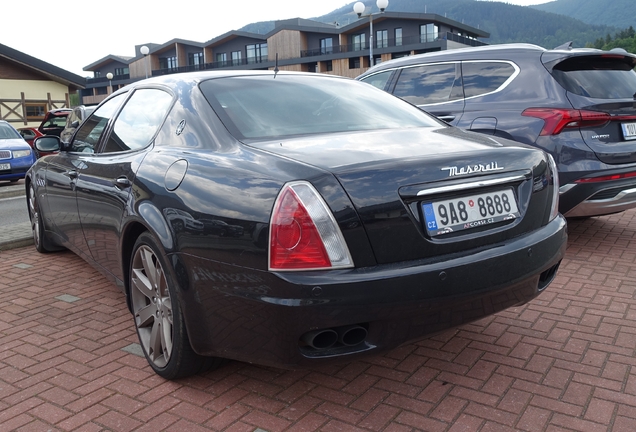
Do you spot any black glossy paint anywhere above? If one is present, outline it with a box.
[26,71,567,368]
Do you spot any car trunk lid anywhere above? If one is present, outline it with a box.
[251,127,553,264]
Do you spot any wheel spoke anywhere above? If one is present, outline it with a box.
[135,303,155,328]
[148,318,163,361]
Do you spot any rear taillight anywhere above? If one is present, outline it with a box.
[546,154,560,221]
[575,171,636,183]
[269,181,353,271]
[522,108,611,135]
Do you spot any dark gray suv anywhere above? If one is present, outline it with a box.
[357,43,636,218]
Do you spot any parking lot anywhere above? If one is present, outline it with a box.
[0,208,635,431]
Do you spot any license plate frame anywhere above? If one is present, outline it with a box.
[0,163,10,171]
[621,122,636,141]
[422,188,520,236]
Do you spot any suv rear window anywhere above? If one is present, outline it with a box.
[551,56,636,99]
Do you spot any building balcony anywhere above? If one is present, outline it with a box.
[300,32,486,57]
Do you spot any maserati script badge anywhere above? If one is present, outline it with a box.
[441,162,504,177]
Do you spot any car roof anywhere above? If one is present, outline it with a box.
[359,42,636,77]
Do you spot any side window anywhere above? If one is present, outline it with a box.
[393,63,462,105]
[71,94,126,153]
[101,89,173,154]
[461,62,516,99]
[360,70,393,90]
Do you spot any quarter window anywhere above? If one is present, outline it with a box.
[71,94,126,153]
[461,62,516,98]
[393,63,462,105]
[360,70,393,90]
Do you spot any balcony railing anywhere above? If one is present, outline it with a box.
[300,32,485,57]
[86,74,130,84]
[151,57,270,77]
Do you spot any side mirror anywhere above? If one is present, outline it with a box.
[34,135,61,153]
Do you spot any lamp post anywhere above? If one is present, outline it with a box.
[353,0,388,68]
[106,72,113,94]
[140,45,150,79]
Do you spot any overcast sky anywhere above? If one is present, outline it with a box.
[4,0,551,77]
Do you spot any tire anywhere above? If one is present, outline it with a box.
[129,232,222,379]
[28,184,62,253]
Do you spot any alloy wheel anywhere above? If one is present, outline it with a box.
[131,245,173,368]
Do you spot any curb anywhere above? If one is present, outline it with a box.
[1,181,32,251]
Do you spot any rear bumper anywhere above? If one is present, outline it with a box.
[179,215,567,368]
[560,174,636,217]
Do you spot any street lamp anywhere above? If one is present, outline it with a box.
[353,0,389,67]
[140,45,150,79]
[106,72,113,94]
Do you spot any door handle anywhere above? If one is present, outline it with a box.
[67,170,78,179]
[115,176,132,188]
[437,115,456,122]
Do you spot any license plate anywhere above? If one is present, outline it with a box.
[622,122,636,140]
[0,163,9,171]
[422,189,519,236]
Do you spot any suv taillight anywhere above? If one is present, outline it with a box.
[269,181,353,271]
[522,108,611,135]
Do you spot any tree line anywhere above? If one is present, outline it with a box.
[588,26,636,53]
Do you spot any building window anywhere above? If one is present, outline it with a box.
[114,67,129,76]
[349,57,361,69]
[216,53,227,67]
[25,104,47,120]
[159,56,177,70]
[352,34,366,51]
[376,30,388,48]
[395,28,403,46]
[189,52,204,66]
[320,38,333,54]
[94,71,101,78]
[326,60,333,72]
[96,86,108,95]
[246,43,267,63]
[232,51,242,66]
[420,23,439,43]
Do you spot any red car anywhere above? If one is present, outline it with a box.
[18,127,43,147]
[37,108,72,137]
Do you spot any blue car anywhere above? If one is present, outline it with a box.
[0,120,36,182]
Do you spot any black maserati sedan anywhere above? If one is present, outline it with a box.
[27,71,567,379]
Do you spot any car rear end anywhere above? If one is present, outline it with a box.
[175,72,567,368]
[522,49,636,217]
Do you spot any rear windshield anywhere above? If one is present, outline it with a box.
[200,75,440,140]
[551,56,636,99]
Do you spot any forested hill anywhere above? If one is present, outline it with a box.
[241,0,619,50]
[531,0,635,31]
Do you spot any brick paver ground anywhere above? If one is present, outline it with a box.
[1,209,635,431]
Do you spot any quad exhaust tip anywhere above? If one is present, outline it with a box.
[301,324,368,350]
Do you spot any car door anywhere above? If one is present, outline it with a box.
[43,96,125,258]
[75,88,174,281]
[389,62,465,124]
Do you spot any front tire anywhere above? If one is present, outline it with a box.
[28,184,62,253]
[129,232,221,379]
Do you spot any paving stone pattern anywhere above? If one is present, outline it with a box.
[0,210,635,431]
